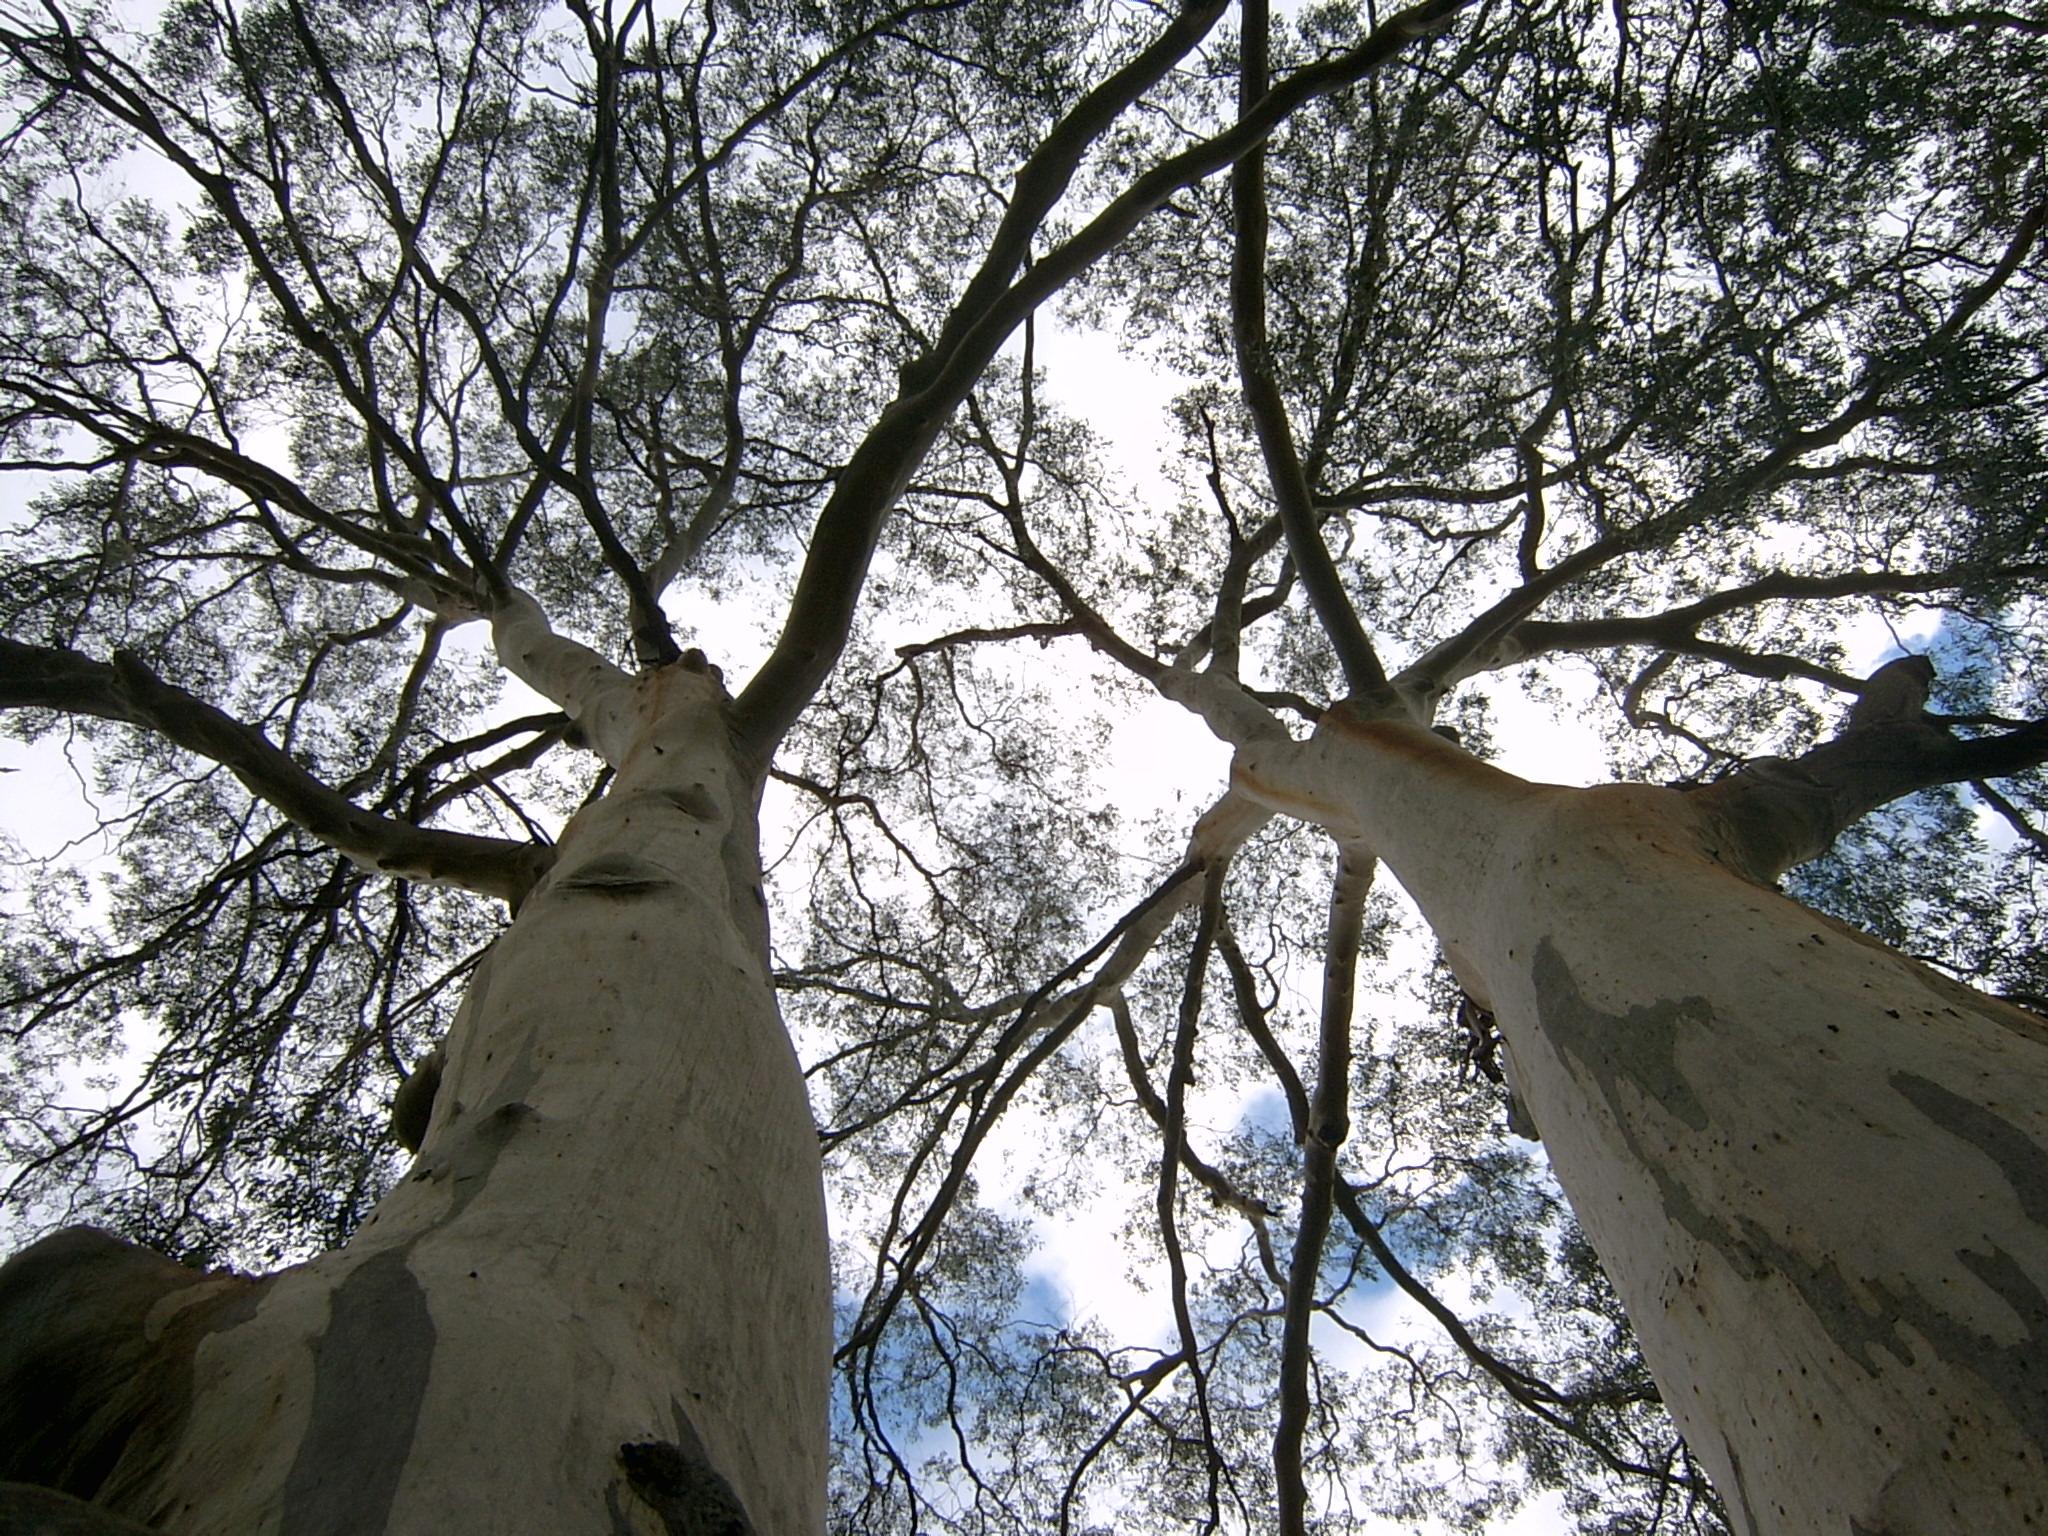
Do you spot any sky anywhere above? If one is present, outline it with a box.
[0,268,1954,1530]
[0,46,1975,1526]
[0,299,1598,1532]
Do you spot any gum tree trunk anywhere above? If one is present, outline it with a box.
[1236,710,2048,1535]
[79,660,828,1534]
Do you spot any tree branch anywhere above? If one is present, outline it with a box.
[1402,201,2048,699]
[732,0,1474,759]
[1157,863,1231,1524]
[1275,842,1371,1533]
[1233,0,1388,697]
[487,591,642,767]
[0,636,550,905]
[1971,778,2048,855]
[1692,663,2048,882]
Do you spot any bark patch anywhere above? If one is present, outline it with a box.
[1536,945,2048,1464]
[1532,939,1767,1281]
[1531,939,1712,1134]
[1884,1071,2048,1448]
[423,1101,543,1217]
[1890,1071,2048,1228]
[280,1247,434,1534]
[0,1228,260,1508]
[1537,944,1926,1350]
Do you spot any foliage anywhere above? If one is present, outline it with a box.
[2,0,2045,1529]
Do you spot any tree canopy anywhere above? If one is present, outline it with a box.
[2,0,2045,1530]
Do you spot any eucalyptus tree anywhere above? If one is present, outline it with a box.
[0,2,2045,1536]
[818,0,2048,1531]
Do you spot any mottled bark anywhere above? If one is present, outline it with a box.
[1234,702,2048,1534]
[3,661,830,1534]
[0,1228,264,1509]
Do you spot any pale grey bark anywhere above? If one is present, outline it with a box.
[3,665,828,1534]
[1233,707,2048,1532]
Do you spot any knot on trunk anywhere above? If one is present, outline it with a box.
[392,1044,446,1154]
[618,1436,755,1535]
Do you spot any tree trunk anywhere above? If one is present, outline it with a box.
[83,664,829,1534]
[1236,711,2048,1534]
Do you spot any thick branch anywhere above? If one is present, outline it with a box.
[1274,843,1371,1534]
[1692,664,2048,882]
[903,0,1233,395]
[729,3,1234,756]
[733,0,1473,758]
[0,636,549,905]
[487,592,641,767]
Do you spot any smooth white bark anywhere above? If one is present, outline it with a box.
[1237,713,2048,1534]
[120,664,829,1534]
[490,591,643,766]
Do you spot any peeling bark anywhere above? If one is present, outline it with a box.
[1235,707,2048,1533]
[13,662,829,1533]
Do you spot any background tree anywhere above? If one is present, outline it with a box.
[1,0,2044,1533]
